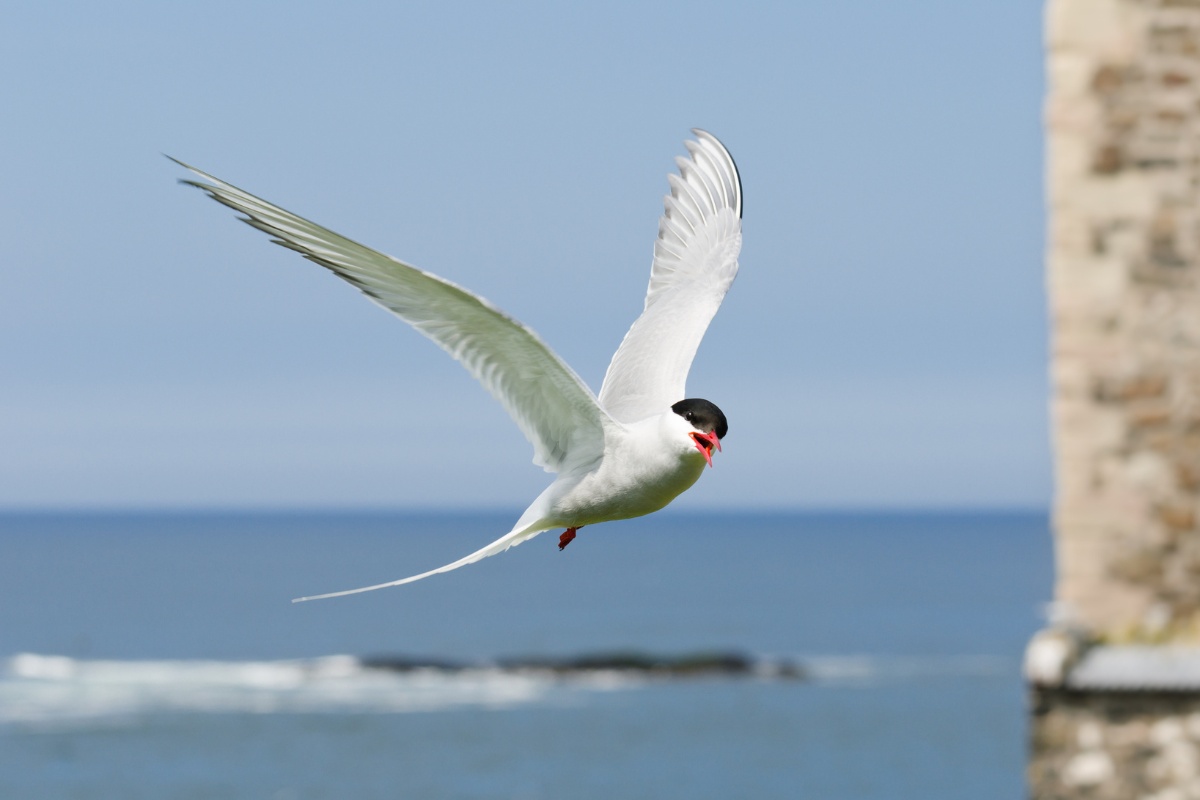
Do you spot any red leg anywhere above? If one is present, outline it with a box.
[558,527,578,551]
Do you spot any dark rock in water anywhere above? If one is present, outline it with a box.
[498,650,753,676]
[361,650,805,681]
[359,654,474,673]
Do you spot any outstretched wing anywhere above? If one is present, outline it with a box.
[173,158,611,473]
[597,130,742,423]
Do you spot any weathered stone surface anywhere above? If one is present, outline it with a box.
[1036,2,1200,796]
[1049,0,1200,642]
[1030,687,1200,799]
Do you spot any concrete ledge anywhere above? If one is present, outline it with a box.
[1068,645,1200,691]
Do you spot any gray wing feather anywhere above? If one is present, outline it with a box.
[172,158,611,472]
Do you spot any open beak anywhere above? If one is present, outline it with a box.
[689,430,722,468]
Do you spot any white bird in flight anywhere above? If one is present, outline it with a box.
[173,129,742,602]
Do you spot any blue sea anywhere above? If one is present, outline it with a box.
[0,510,1050,799]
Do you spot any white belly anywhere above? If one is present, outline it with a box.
[547,439,708,527]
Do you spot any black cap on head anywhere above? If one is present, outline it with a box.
[671,398,728,440]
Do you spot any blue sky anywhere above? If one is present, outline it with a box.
[2,1,1046,510]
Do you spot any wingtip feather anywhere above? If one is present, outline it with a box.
[685,129,742,220]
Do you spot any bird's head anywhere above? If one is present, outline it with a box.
[671,398,727,468]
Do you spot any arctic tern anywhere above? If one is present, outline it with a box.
[172,129,742,601]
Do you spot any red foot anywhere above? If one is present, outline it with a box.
[558,527,578,551]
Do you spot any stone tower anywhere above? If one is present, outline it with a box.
[1048,0,1200,642]
[1031,1,1200,796]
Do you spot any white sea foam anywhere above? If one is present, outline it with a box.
[0,653,553,725]
[801,654,1013,684]
[0,652,1013,726]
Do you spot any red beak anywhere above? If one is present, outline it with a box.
[690,430,721,468]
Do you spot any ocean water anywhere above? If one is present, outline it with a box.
[0,510,1051,799]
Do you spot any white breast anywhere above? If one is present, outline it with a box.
[546,414,708,527]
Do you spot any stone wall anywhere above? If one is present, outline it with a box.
[1030,688,1200,798]
[1035,1,1200,796]
[1048,0,1200,642]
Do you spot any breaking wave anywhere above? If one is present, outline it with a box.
[0,653,564,725]
[0,651,1012,726]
